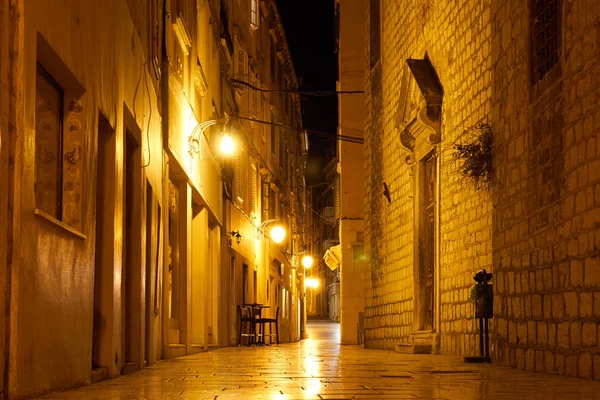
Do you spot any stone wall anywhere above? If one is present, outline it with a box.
[492,0,600,378]
[364,0,493,355]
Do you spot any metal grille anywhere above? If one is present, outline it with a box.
[531,0,560,82]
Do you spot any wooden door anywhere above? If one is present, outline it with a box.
[419,153,436,330]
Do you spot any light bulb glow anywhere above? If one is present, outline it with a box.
[220,133,235,155]
[305,278,320,289]
[301,255,314,269]
[270,225,286,244]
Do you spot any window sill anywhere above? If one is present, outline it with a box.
[34,209,87,240]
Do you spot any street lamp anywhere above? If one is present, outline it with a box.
[220,133,235,155]
[270,225,286,244]
[301,255,314,269]
[258,219,286,244]
[305,277,320,289]
[188,113,236,158]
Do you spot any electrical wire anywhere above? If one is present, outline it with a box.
[235,115,364,144]
[230,78,363,96]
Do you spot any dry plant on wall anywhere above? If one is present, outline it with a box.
[452,123,493,190]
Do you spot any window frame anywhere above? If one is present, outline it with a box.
[250,0,259,30]
[529,0,561,84]
[35,62,65,221]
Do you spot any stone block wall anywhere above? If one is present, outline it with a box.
[363,0,493,355]
[492,0,600,378]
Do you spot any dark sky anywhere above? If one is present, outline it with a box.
[275,0,337,184]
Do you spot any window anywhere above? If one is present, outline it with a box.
[35,65,63,220]
[270,112,276,156]
[261,95,267,142]
[236,47,247,80]
[236,46,247,96]
[250,0,259,30]
[270,188,277,219]
[149,0,162,79]
[251,163,257,214]
[270,39,276,83]
[168,178,181,319]
[250,67,258,114]
[35,36,86,233]
[236,147,246,206]
[369,0,381,69]
[261,179,270,221]
[279,139,286,172]
[530,0,560,83]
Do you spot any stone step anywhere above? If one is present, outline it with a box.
[90,367,109,383]
[395,343,433,354]
[121,361,140,375]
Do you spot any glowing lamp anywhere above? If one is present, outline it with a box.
[301,255,314,269]
[305,278,320,289]
[220,133,235,155]
[269,225,286,244]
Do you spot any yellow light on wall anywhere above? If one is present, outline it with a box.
[270,225,286,244]
[219,133,235,155]
[305,278,320,289]
[301,255,314,269]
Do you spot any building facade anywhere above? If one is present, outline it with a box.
[221,0,305,346]
[361,0,600,380]
[363,0,494,355]
[335,0,366,345]
[492,0,600,379]
[305,154,341,321]
[0,0,304,398]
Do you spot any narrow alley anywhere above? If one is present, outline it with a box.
[38,321,600,400]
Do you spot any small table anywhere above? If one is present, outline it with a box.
[242,303,270,344]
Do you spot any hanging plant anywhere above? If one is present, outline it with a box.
[452,123,493,190]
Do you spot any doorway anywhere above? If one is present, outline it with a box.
[92,113,115,381]
[122,111,142,374]
[418,151,437,330]
[242,264,248,304]
[144,182,157,366]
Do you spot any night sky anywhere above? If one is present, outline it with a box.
[275,0,337,185]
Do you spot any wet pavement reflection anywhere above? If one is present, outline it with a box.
[39,320,600,399]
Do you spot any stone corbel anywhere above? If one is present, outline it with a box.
[399,127,416,165]
[417,105,441,145]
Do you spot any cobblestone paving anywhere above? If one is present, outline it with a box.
[39,321,600,399]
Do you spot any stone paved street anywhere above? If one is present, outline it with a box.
[39,321,600,399]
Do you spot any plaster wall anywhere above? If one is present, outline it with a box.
[492,0,600,378]
[0,0,13,396]
[337,0,366,345]
[363,0,493,354]
[11,0,164,397]
[165,0,223,225]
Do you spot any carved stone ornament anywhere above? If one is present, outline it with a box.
[399,126,416,165]
[406,58,443,145]
[417,104,441,145]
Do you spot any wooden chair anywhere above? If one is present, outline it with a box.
[238,305,254,345]
[259,306,279,345]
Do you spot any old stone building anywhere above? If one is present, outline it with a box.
[0,0,305,398]
[363,0,493,355]
[2,0,166,396]
[492,0,600,379]
[335,0,366,345]
[361,0,600,381]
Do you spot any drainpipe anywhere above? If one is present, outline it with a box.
[160,0,169,360]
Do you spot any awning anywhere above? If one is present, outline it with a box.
[323,245,341,271]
